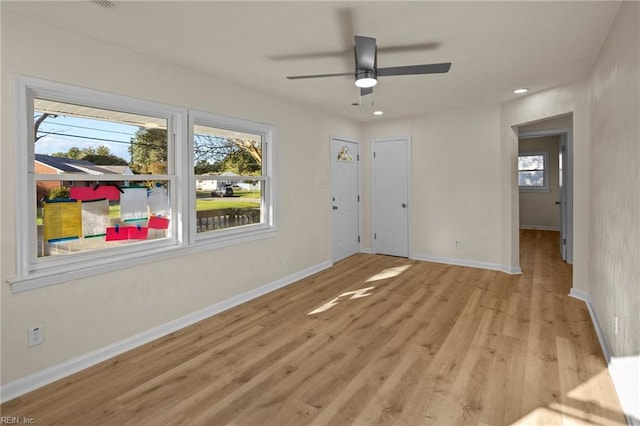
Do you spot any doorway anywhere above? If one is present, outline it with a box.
[518,125,573,263]
[371,137,410,257]
[331,137,360,262]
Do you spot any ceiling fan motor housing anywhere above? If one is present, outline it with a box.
[355,70,377,88]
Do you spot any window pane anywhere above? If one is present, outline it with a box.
[519,171,544,186]
[518,154,544,171]
[33,99,172,258]
[34,98,168,175]
[35,180,171,258]
[193,124,264,234]
[193,125,262,176]
[195,180,262,233]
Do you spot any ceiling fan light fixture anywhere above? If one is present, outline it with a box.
[355,71,377,88]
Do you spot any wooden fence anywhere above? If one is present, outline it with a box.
[196,208,261,232]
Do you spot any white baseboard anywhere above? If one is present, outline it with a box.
[412,253,522,275]
[0,260,332,403]
[568,288,612,361]
[359,247,373,254]
[569,288,639,425]
[520,225,561,231]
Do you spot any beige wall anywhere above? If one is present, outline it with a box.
[518,136,561,230]
[361,106,502,266]
[1,11,361,384]
[586,0,639,358]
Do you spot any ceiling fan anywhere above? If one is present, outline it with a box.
[286,35,452,96]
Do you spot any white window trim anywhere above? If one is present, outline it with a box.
[518,151,550,192]
[188,109,276,245]
[10,76,277,293]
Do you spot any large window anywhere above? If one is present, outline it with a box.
[518,152,549,192]
[13,77,275,291]
[33,99,173,259]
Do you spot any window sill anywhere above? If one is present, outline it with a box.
[8,228,278,293]
[519,187,551,193]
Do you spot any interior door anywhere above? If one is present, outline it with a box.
[372,137,409,257]
[559,134,568,261]
[331,138,359,262]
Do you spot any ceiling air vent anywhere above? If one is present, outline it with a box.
[89,0,116,9]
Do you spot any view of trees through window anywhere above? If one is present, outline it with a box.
[193,124,263,234]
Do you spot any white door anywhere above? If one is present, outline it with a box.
[559,135,568,261]
[331,138,360,262]
[372,137,410,257]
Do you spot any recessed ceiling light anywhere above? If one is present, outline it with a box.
[513,88,529,94]
[373,111,384,116]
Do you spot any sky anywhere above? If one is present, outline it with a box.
[35,114,139,161]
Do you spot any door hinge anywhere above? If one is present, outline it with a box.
[357,195,360,202]
[373,152,376,158]
[374,233,377,240]
[563,238,567,245]
[358,236,360,243]
[357,154,359,161]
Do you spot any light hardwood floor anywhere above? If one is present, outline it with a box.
[1,230,627,425]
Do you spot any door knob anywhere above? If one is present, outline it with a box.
[333,206,338,210]
[401,203,407,208]
[555,201,561,205]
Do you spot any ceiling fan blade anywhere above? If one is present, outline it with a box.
[286,72,353,80]
[360,87,373,96]
[271,42,439,62]
[354,35,377,71]
[337,8,355,53]
[378,62,452,76]
[377,42,440,55]
[271,50,350,61]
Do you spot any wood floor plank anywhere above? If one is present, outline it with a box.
[1,230,627,425]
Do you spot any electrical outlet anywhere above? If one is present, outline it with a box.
[28,326,44,347]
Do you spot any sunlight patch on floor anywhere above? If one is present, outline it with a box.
[512,402,626,425]
[307,287,375,315]
[567,368,624,415]
[512,368,628,425]
[365,265,411,283]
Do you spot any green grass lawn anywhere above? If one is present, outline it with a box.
[195,190,261,210]
[196,199,259,210]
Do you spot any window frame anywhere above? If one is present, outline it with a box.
[518,151,550,192]
[188,110,276,245]
[11,76,277,292]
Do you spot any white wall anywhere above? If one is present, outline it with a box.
[500,81,590,286]
[519,114,572,133]
[362,105,503,269]
[1,11,361,386]
[519,136,561,230]
[586,0,639,359]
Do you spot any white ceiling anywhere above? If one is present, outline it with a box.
[4,1,620,122]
